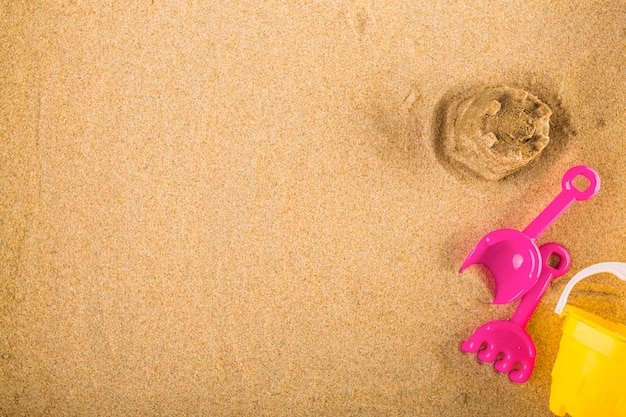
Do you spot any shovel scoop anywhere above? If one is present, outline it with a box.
[461,166,600,304]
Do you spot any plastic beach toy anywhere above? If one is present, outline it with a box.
[550,262,626,417]
[461,165,600,304]
[461,243,571,383]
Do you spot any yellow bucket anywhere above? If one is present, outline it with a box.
[549,262,626,417]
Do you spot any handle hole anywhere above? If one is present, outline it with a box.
[548,253,562,269]
[572,175,591,192]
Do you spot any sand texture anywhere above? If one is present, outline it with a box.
[2,1,626,416]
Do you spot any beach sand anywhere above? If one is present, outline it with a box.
[2,1,625,415]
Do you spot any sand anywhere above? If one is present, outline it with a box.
[2,1,625,416]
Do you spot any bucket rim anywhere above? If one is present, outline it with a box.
[563,305,626,344]
[556,262,626,315]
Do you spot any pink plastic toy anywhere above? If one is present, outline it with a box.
[461,165,600,304]
[461,243,571,383]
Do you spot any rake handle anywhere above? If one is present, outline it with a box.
[509,243,571,328]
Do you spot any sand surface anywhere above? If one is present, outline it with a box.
[2,1,625,416]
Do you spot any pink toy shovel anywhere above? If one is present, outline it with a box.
[461,165,600,304]
[461,243,571,383]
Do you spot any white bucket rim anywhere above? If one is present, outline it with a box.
[555,262,626,315]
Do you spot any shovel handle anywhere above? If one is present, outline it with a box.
[522,166,600,241]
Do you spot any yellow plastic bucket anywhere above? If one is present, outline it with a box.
[549,262,626,417]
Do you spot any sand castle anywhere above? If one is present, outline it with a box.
[441,86,552,180]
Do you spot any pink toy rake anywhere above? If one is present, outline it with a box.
[461,243,571,383]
